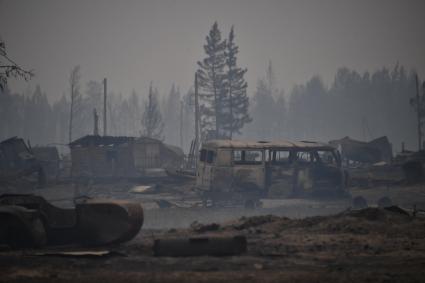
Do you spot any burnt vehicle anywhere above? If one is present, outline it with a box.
[0,194,143,248]
[197,140,347,207]
[0,137,46,188]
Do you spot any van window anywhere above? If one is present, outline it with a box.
[206,150,215,163]
[272,150,290,163]
[246,150,263,163]
[200,149,207,162]
[317,150,337,165]
[295,151,312,163]
[233,150,242,162]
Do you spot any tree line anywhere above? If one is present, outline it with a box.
[0,24,422,153]
[244,62,419,153]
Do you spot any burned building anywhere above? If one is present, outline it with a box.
[69,135,183,179]
[329,136,393,165]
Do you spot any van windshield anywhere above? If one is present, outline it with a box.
[317,150,337,165]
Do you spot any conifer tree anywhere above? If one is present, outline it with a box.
[69,65,81,143]
[141,82,164,140]
[163,84,181,145]
[197,22,227,140]
[223,26,251,138]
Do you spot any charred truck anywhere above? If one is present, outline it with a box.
[197,140,347,207]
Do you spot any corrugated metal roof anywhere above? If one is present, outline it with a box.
[69,135,136,147]
[69,135,163,147]
[202,139,334,150]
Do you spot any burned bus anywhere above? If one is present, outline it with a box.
[196,140,347,207]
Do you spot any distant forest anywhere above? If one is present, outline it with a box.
[244,63,418,154]
[0,63,418,154]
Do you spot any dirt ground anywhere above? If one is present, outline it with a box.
[1,180,425,282]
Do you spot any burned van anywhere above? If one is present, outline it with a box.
[196,140,347,206]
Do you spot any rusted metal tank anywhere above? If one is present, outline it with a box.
[0,194,143,248]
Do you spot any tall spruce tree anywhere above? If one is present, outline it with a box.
[223,26,251,139]
[69,65,81,143]
[141,82,164,140]
[197,22,227,140]
[163,84,181,145]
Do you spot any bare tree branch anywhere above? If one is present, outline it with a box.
[0,38,34,91]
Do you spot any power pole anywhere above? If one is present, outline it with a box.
[415,74,421,151]
[180,100,184,149]
[103,78,107,136]
[194,72,200,168]
[69,84,74,144]
[93,108,99,135]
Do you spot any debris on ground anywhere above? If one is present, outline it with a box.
[153,235,247,257]
[32,250,125,258]
[190,221,220,232]
[1,205,425,282]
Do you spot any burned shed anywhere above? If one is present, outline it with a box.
[70,135,137,178]
[160,143,184,169]
[330,136,392,165]
[69,135,183,179]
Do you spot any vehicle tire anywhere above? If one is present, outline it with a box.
[0,215,46,248]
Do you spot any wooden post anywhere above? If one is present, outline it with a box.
[103,78,107,136]
[415,74,421,150]
[194,72,200,169]
[93,108,99,135]
[180,100,184,149]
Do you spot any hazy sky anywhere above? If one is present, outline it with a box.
[1,0,424,101]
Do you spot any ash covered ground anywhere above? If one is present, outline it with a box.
[1,181,425,283]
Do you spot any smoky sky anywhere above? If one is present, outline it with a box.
[1,0,424,100]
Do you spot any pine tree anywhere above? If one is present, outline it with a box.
[163,84,181,145]
[197,22,227,140]
[223,26,251,139]
[251,78,276,139]
[275,89,286,138]
[141,82,164,140]
[129,89,141,136]
[69,65,81,143]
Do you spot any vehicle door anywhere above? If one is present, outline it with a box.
[292,150,315,194]
[231,149,265,192]
[197,149,215,190]
[309,150,343,191]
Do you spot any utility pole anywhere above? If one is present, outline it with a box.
[415,74,421,151]
[103,78,107,136]
[194,72,200,168]
[93,108,99,135]
[180,100,184,149]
